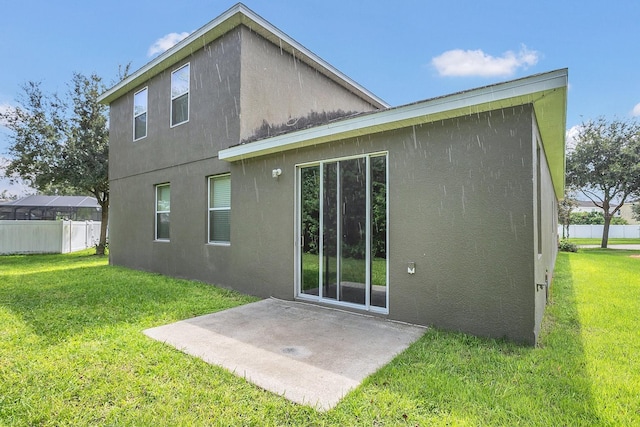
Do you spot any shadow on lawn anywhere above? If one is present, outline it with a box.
[0,261,250,345]
[349,253,604,425]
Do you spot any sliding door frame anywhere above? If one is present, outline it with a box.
[295,151,389,314]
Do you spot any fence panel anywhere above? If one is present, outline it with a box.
[0,220,101,255]
[559,224,640,239]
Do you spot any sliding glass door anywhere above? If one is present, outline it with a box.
[298,153,387,312]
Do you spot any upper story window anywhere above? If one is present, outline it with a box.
[171,63,190,127]
[133,87,148,140]
[155,184,171,241]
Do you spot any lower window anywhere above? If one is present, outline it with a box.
[208,174,230,243]
[155,184,170,240]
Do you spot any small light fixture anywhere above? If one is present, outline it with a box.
[272,168,282,179]
[407,262,416,274]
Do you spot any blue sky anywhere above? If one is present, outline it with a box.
[1,1,639,195]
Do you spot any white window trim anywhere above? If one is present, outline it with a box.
[155,183,170,241]
[208,174,231,245]
[133,87,148,141]
[170,63,190,128]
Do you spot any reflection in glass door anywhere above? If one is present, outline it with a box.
[370,155,387,309]
[298,154,387,312]
[300,166,320,296]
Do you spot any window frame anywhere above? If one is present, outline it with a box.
[208,174,231,245]
[170,63,190,128]
[155,183,171,241]
[133,87,148,141]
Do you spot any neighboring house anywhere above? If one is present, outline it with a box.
[0,195,101,221]
[98,3,567,345]
[620,202,639,225]
[573,200,599,214]
[573,200,631,221]
[573,200,620,215]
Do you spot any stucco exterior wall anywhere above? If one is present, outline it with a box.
[107,28,243,271]
[388,107,536,343]
[533,117,559,341]
[109,28,243,182]
[104,12,561,344]
[239,26,379,141]
[226,105,542,344]
[107,24,379,289]
[109,95,553,344]
[108,157,233,279]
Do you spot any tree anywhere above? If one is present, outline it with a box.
[0,73,110,254]
[1,82,72,194]
[558,189,577,239]
[566,117,640,248]
[65,73,110,255]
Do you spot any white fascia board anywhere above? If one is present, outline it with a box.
[219,69,568,163]
[98,3,387,108]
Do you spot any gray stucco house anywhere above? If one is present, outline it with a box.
[99,3,567,345]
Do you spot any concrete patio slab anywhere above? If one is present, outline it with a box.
[143,298,426,410]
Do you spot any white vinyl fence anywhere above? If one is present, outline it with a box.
[0,220,101,255]
[559,224,640,239]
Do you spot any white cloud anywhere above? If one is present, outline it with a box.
[432,45,539,77]
[566,124,582,150]
[147,32,191,57]
[0,156,34,198]
[0,177,33,199]
[632,103,640,117]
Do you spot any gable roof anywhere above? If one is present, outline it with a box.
[97,3,388,109]
[220,69,568,199]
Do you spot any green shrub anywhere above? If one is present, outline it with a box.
[558,239,578,252]
[569,211,628,225]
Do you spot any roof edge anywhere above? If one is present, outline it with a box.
[220,69,567,160]
[220,68,568,198]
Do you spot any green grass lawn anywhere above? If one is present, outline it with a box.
[1,249,638,425]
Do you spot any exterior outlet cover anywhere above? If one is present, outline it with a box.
[408,262,415,274]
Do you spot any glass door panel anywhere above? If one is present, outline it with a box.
[298,154,388,311]
[370,156,387,308]
[322,163,338,300]
[339,158,366,305]
[300,166,320,296]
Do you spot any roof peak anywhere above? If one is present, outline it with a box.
[98,3,387,108]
